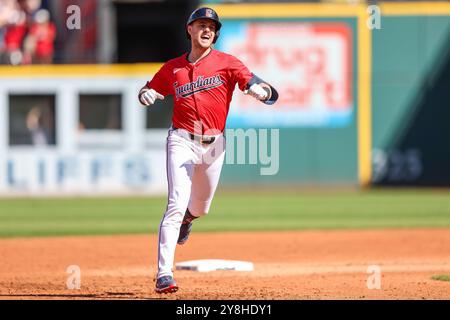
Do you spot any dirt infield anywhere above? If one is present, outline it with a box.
[0,229,449,299]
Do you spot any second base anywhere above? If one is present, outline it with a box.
[175,259,254,272]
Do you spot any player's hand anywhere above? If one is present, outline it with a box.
[140,88,164,106]
[245,83,269,101]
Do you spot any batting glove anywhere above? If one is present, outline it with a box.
[139,88,164,106]
[245,83,269,101]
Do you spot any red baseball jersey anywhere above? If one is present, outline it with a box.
[146,49,253,134]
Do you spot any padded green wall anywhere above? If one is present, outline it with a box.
[221,18,359,185]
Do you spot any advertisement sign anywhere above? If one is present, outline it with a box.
[218,22,353,127]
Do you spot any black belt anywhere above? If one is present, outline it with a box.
[189,133,216,145]
[172,126,216,145]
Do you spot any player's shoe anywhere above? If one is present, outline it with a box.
[155,275,178,294]
[178,209,198,245]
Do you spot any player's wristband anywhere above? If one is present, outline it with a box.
[246,73,279,105]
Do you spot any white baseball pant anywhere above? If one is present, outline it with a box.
[157,127,225,279]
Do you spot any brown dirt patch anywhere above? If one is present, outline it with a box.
[0,229,449,299]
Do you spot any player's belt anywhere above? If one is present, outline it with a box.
[188,133,215,145]
[171,126,217,145]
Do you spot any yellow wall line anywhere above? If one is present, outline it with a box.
[380,2,450,16]
[210,2,450,18]
[357,7,372,187]
[210,3,360,18]
[0,63,161,78]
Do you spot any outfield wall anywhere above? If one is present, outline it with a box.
[0,2,449,195]
[371,8,450,186]
[0,67,168,195]
[212,2,450,187]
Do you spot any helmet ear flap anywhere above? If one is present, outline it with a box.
[213,29,220,44]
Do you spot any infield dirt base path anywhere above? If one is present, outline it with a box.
[0,229,449,299]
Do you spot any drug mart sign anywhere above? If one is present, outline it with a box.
[218,22,354,128]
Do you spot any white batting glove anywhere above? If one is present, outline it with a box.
[139,88,164,106]
[245,83,268,101]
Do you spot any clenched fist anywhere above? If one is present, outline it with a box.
[139,88,165,106]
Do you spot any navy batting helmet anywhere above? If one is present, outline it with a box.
[186,7,222,44]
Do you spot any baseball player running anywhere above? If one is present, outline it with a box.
[138,7,278,294]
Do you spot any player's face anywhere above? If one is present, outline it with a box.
[188,19,217,49]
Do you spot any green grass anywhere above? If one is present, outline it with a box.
[0,189,450,237]
[431,275,450,282]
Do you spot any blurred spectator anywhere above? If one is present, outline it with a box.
[9,94,56,145]
[1,0,27,64]
[26,105,50,145]
[0,0,55,65]
[0,0,16,60]
[18,0,41,15]
[23,9,56,64]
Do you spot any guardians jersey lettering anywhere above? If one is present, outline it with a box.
[146,49,253,134]
[174,75,224,98]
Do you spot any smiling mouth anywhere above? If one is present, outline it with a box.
[201,34,211,40]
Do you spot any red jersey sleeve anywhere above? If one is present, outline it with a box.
[146,63,173,96]
[228,55,253,91]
